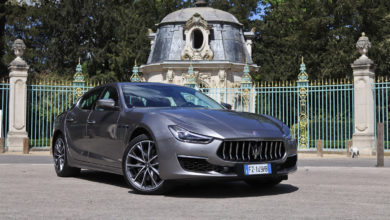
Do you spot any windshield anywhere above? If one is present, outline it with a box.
[121,84,223,109]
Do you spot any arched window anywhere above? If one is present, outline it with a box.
[192,29,204,49]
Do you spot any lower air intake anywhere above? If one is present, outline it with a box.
[178,157,222,173]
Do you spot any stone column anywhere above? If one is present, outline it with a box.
[351,33,376,156]
[148,29,156,50]
[7,39,29,152]
[244,30,255,58]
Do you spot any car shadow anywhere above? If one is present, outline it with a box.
[76,170,128,189]
[163,181,299,198]
[75,171,298,198]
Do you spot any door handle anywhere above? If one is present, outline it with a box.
[66,118,75,122]
[87,120,96,124]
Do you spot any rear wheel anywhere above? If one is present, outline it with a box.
[53,135,80,177]
[123,134,171,194]
[244,176,284,188]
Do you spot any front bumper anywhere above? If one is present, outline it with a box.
[157,137,297,180]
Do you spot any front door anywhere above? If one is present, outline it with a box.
[65,88,104,162]
[87,86,123,168]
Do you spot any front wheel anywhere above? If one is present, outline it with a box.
[53,135,80,177]
[123,134,172,194]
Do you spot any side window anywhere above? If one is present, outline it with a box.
[99,86,119,106]
[79,88,103,110]
[124,95,147,108]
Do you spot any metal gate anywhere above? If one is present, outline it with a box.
[374,77,390,151]
[0,79,9,149]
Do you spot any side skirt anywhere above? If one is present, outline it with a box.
[70,158,123,176]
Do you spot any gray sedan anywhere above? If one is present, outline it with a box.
[52,82,297,194]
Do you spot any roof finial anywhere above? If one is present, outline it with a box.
[195,0,208,7]
[12,39,26,58]
[298,56,308,82]
[76,58,82,74]
[356,32,371,56]
[130,60,141,82]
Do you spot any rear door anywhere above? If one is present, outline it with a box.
[65,88,104,162]
[86,86,123,168]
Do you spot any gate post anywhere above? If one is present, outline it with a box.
[297,57,309,149]
[241,62,253,112]
[73,58,85,99]
[351,33,376,156]
[6,39,29,152]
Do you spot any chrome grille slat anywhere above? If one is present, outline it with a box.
[241,142,245,161]
[279,142,282,157]
[273,142,277,159]
[235,142,239,160]
[229,142,232,160]
[218,140,286,162]
[247,142,251,160]
[222,142,226,159]
[259,142,263,160]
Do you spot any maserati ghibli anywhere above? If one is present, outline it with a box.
[52,82,297,194]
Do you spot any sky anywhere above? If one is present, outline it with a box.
[250,2,266,21]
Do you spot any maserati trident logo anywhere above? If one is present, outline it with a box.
[252,146,260,159]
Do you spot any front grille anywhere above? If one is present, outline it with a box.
[178,157,222,173]
[217,140,286,162]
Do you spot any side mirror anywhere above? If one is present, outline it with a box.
[96,98,118,110]
[221,102,232,110]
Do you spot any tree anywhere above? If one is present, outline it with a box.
[0,0,6,78]
[252,0,390,81]
[210,0,260,30]
[1,0,191,81]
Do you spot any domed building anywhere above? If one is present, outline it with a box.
[140,0,259,89]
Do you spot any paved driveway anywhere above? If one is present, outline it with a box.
[0,155,389,219]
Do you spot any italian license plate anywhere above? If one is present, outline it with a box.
[244,164,272,175]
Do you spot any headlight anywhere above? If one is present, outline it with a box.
[168,125,213,144]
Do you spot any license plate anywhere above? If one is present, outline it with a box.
[244,164,272,175]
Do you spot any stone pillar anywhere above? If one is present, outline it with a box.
[244,30,255,58]
[148,29,156,50]
[7,39,29,152]
[351,33,376,156]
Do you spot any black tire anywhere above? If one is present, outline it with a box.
[244,176,283,188]
[53,135,80,177]
[122,134,172,195]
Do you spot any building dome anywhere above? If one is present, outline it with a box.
[147,6,252,65]
[141,2,258,90]
[160,7,242,26]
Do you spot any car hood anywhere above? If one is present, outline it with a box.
[152,108,285,139]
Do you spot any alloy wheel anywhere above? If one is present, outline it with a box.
[53,138,65,172]
[125,140,163,191]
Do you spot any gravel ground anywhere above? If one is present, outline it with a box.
[0,155,389,219]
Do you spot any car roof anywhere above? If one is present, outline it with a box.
[91,82,187,88]
[117,82,186,88]
[84,82,190,96]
